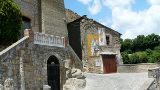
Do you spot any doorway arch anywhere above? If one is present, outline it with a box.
[47,56,60,90]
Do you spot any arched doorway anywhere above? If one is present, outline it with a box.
[47,56,60,90]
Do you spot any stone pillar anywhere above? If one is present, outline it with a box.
[20,50,25,90]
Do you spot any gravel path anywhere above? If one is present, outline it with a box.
[80,73,154,90]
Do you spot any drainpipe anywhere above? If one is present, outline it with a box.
[20,50,25,90]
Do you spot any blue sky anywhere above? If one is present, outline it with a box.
[64,0,160,39]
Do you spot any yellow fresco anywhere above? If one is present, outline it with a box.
[87,34,99,58]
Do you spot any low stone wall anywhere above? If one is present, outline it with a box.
[117,63,158,73]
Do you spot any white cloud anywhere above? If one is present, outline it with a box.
[88,0,102,15]
[102,0,160,39]
[76,0,160,39]
[77,0,92,5]
[147,0,160,5]
[102,0,135,9]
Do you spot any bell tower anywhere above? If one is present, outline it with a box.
[41,0,68,37]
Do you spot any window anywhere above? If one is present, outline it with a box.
[106,35,110,45]
[22,16,31,29]
[20,16,31,37]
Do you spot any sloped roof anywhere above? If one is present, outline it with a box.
[65,9,122,35]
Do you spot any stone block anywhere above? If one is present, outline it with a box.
[43,85,51,90]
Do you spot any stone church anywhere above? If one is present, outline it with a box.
[0,0,85,90]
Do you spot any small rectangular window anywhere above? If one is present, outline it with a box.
[106,36,110,45]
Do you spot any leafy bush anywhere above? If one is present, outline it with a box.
[136,52,148,63]
[148,51,160,63]
[121,52,129,64]
[121,45,160,64]
[0,0,22,45]
[129,53,139,64]
[145,49,152,55]
[154,46,160,51]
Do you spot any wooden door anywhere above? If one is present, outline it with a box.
[102,55,117,73]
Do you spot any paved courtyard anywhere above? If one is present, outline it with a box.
[81,73,154,90]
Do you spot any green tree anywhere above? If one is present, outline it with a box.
[145,34,160,50]
[0,0,22,45]
[133,35,145,52]
[121,39,133,53]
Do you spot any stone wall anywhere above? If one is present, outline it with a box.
[117,63,158,73]
[0,40,83,90]
[0,54,21,89]
[14,0,41,32]
[22,43,67,89]
[65,9,81,23]
[41,0,68,37]
[0,36,29,89]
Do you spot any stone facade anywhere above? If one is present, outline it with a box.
[14,0,41,33]
[41,0,68,37]
[0,33,84,89]
[65,9,81,23]
[0,0,85,90]
[66,9,123,73]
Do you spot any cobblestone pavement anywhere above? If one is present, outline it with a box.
[80,73,154,90]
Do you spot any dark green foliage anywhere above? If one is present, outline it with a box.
[121,39,133,53]
[121,34,160,53]
[121,34,160,64]
[132,35,145,52]
[0,0,22,45]
[148,46,160,63]
[122,45,160,64]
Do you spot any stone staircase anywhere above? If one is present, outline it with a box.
[0,36,29,62]
[0,29,84,90]
[67,45,83,69]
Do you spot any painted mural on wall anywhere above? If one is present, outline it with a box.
[87,34,99,58]
[98,28,106,46]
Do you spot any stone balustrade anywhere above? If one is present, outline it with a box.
[34,32,65,48]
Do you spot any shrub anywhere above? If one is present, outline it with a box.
[145,49,152,55]
[121,52,129,64]
[136,52,148,63]
[129,53,139,64]
[148,51,160,63]
[0,0,22,45]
